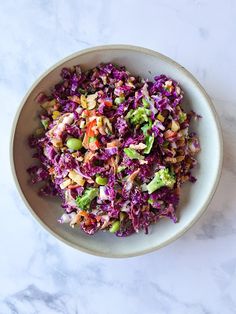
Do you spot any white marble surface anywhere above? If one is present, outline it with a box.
[1,0,236,313]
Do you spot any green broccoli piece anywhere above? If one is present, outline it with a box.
[114,96,125,105]
[129,107,151,125]
[124,148,144,160]
[142,97,150,108]
[141,119,153,136]
[75,188,98,210]
[179,112,187,124]
[141,119,154,154]
[41,118,50,130]
[144,134,154,154]
[125,109,134,120]
[148,198,154,205]
[146,168,176,194]
[117,165,126,173]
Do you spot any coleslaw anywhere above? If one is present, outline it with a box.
[28,63,200,236]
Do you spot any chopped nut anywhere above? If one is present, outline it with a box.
[80,95,87,108]
[175,86,181,95]
[139,160,148,165]
[97,116,103,128]
[87,93,98,110]
[157,113,165,122]
[69,95,80,104]
[70,213,82,227]
[68,170,85,186]
[51,138,63,148]
[79,120,85,128]
[171,120,180,132]
[129,143,147,150]
[60,178,71,189]
[164,80,174,92]
[176,156,185,162]
[107,139,121,148]
[103,117,112,131]
[165,157,177,163]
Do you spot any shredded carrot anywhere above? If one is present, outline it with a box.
[87,120,96,137]
[84,109,96,117]
[164,130,177,139]
[96,216,102,222]
[104,100,113,107]
[67,184,81,189]
[79,211,89,217]
[108,156,118,173]
[69,95,80,104]
[84,151,96,163]
[89,139,100,151]
[82,119,97,148]
[107,139,121,148]
[48,167,54,175]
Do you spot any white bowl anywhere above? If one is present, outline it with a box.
[10,45,223,258]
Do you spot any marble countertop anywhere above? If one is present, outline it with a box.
[1,0,236,313]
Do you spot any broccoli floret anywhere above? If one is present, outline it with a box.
[75,188,98,210]
[146,168,176,194]
[128,107,151,125]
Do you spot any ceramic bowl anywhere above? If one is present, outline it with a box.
[10,45,223,257]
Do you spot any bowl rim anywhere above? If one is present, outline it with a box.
[10,44,223,258]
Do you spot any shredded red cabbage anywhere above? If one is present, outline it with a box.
[28,63,200,236]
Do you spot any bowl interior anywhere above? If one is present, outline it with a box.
[12,46,222,257]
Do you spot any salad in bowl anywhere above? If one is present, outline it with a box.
[28,62,200,237]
